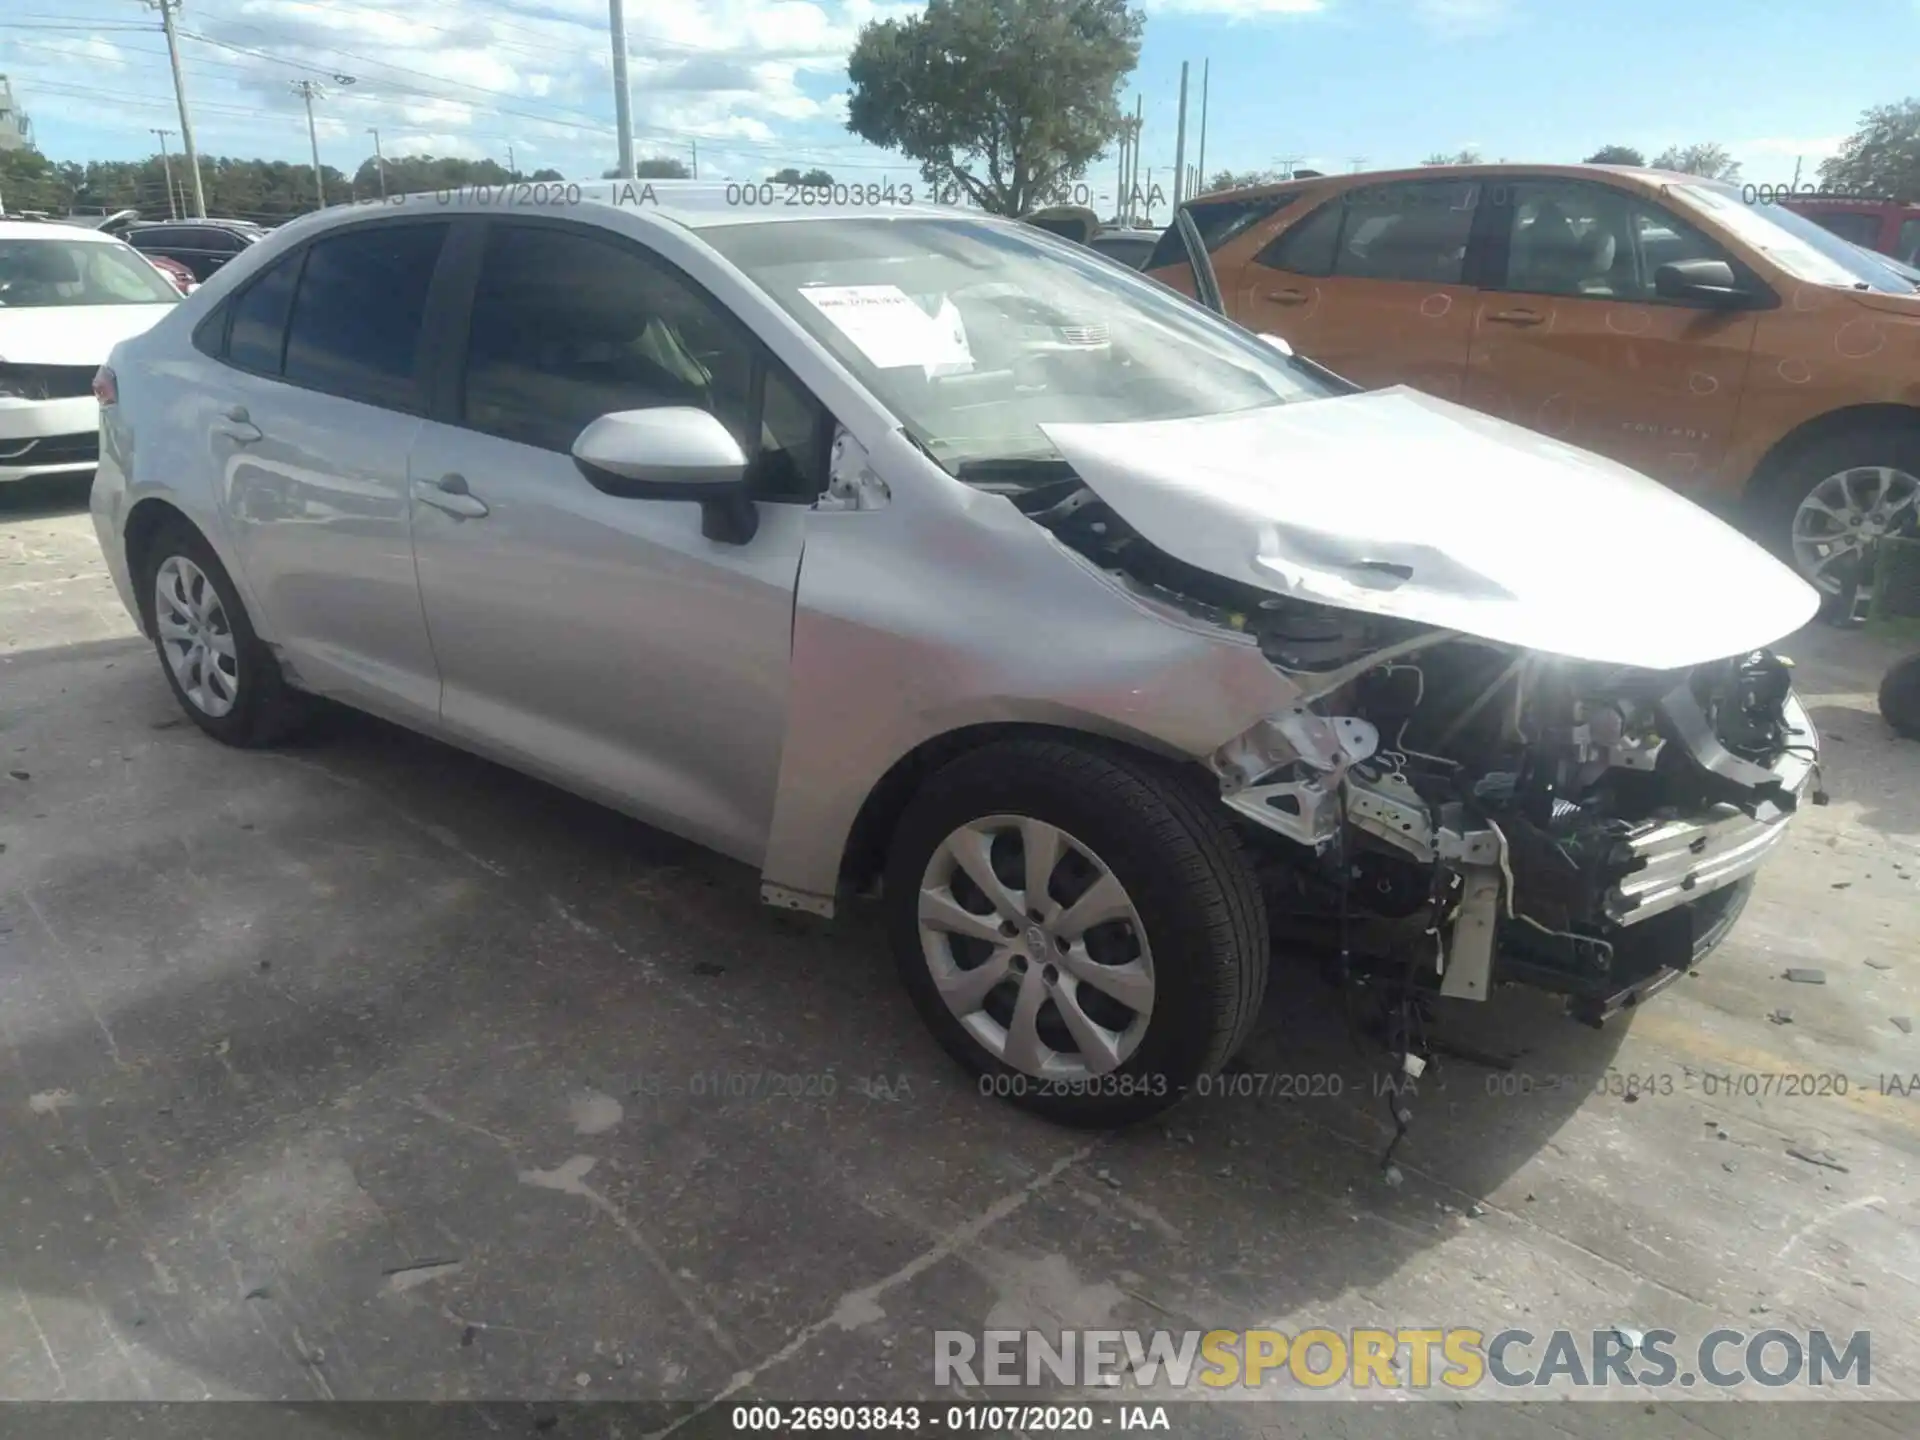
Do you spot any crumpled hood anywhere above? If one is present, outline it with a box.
[1041,387,1820,671]
[0,304,175,367]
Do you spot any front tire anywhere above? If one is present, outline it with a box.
[139,520,309,747]
[885,738,1269,1126]
[1753,427,1920,617]
[1881,653,1920,740]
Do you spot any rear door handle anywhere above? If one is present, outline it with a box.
[412,473,489,519]
[211,404,262,444]
[1264,288,1309,305]
[1487,308,1545,326]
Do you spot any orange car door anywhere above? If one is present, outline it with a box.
[1462,178,1759,491]
[1233,178,1481,400]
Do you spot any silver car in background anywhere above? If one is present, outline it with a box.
[91,183,1820,1126]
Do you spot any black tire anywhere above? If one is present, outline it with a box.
[1881,652,1920,739]
[139,519,310,747]
[885,737,1269,1127]
[1751,425,1920,620]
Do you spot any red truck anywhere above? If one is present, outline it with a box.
[1770,188,1920,266]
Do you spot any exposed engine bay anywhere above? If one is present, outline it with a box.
[1014,474,1823,1023]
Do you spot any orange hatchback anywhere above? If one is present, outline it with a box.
[1145,164,1920,610]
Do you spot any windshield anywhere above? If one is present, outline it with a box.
[0,237,181,308]
[702,216,1336,474]
[1676,183,1916,293]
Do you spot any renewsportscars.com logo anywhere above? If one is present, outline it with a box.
[933,1327,1872,1392]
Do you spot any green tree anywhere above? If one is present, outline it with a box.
[771,166,836,185]
[0,146,72,213]
[1820,97,1920,201]
[1650,142,1740,181]
[846,0,1144,216]
[1205,168,1283,191]
[600,157,691,179]
[1584,144,1646,165]
[1421,149,1483,166]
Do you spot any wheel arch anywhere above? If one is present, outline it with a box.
[1742,403,1920,505]
[835,720,1214,899]
[123,496,200,633]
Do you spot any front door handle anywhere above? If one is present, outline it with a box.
[412,473,489,519]
[1487,308,1545,326]
[211,404,262,444]
[1264,288,1309,305]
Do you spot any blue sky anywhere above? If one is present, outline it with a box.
[2,0,1913,206]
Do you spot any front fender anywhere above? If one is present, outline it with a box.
[758,449,1303,908]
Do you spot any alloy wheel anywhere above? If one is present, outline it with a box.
[1790,465,1920,596]
[154,555,240,718]
[916,814,1154,1078]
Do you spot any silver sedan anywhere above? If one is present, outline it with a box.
[90,182,1820,1125]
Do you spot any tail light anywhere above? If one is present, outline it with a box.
[93,366,118,406]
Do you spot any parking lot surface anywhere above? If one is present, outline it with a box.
[3,475,1918,1424]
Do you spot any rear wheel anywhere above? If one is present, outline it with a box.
[885,738,1269,1127]
[140,520,310,747]
[1754,427,1920,615]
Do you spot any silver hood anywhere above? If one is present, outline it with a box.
[1041,387,1820,671]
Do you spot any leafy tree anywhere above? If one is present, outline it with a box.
[0,146,70,213]
[353,155,512,196]
[1650,142,1740,181]
[599,157,691,179]
[1820,97,1920,201]
[771,166,836,186]
[846,0,1144,216]
[1421,149,1483,166]
[1205,168,1283,191]
[1585,144,1646,166]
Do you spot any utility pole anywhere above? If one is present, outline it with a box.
[1349,156,1368,173]
[290,79,352,209]
[151,128,178,219]
[690,139,698,179]
[1275,155,1303,181]
[1127,95,1143,223]
[367,126,385,197]
[1172,61,1190,209]
[1790,154,1804,189]
[149,0,207,217]
[608,0,635,179]
[1195,59,1209,198]
[507,143,517,179]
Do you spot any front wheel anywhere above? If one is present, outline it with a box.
[1881,652,1920,739]
[885,738,1269,1127]
[1754,428,1920,615]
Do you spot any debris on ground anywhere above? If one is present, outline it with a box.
[1893,1017,1913,1035]
[1768,1009,1794,1025]
[1466,1201,1487,1218]
[1783,968,1827,985]
[1866,959,1894,971]
[1786,1147,1850,1174]
[1613,1326,1645,1352]
[7,769,28,781]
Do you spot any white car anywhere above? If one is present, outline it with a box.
[1,219,179,484]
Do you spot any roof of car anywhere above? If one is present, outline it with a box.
[337,179,998,232]
[1185,161,1723,205]
[0,217,126,242]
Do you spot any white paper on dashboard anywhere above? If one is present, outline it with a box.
[800,284,973,371]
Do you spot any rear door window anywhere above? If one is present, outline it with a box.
[281,222,449,410]
[225,249,305,374]
[1253,181,1478,284]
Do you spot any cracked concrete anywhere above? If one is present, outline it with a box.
[2,475,1917,1426]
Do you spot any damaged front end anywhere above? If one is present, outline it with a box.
[1017,471,1822,1024]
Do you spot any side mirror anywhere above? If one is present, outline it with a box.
[1654,258,1752,306]
[1257,333,1295,356]
[571,407,758,545]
